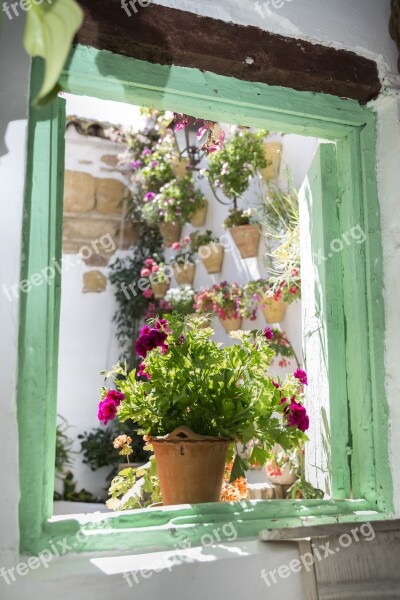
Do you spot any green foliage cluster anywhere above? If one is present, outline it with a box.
[142,176,206,224]
[102,314,307,479]
[206,129,268,200]
[107,457,161,511]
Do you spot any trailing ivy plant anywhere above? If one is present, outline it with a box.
[108,221,165,368]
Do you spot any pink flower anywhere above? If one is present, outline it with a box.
[135,319,170,358]
[286,400,309,432]
[131,160,142,170]
[291,268,299,277]
[150,160,159,168]
[289,285,299,295]
[141,268,151,277]
[171,242,181,250]
[144,258,155,268]
[97,389,125,424]
[151,265,160,272]
[142,148,152,156]
[183,236,190,244]
[145,192,156,202]
[294,369,308,386]
[138,362,151,380]
[142,289,153,298]
[263,326,274,340]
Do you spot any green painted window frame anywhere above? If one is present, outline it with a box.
[18,45,392,556]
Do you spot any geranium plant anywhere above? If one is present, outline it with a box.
[142,176,206,225]
[206,129,269,202]
[165,285,195,315]
[170,236,195,264]
[194,281,243,321]
[99,315,309,480]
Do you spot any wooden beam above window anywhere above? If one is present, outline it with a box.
[76,1,381,103]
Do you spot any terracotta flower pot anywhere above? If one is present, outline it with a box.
[198,242,224,274]
[229,224,260,259]
[151,280,170,299]
[260,141,282,181]
[158,222,182,246]
[150,426,232,505]
[219,317,242,332]
[173,262,196,286]
[172,158,189,178]
[259,295,287,323]
[190,200,208,227]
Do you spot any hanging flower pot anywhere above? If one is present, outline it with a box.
[158,222,182,246]
[260,142,282,182]
[219,317,242,333]
[150,426,232,505]
[229,224,260,259]
[190,200,208,227]
[173,262,196,286]
[259,295,287,323]
[198,243,224,274]
[151,280,170,299]
[172,158,189,178]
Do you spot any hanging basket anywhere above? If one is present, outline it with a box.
[198,243,224,274]
[190,200,208,227]
[150,280,170,299]
[219,316,242,332]
[158,222,182,246]
[150,426,232,505]
[259,295,287,323]
[173,262,196,286]
[229,225,260,258]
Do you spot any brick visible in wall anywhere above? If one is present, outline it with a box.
[83,270,107,293]
[96,178,128,214]
[64,170,96,212]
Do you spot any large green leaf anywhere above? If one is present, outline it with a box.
[23,0,83,103]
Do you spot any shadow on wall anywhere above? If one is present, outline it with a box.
[0,15,30,157]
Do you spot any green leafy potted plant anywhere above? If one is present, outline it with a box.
[170,236,196,285]
[223,207,261,258]
[194,281,244,332]
[190,230,224,274]
[142,177,206,246]
[98,315,309,505]
[206,129,267,257]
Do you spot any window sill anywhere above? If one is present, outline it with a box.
[26,498,386,557]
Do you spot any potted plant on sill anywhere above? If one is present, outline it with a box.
[98,315,309,505]
[190,230,224,274]
[242,278,287,324]
[141,257,170,299]
[223,208,261,259]
[142,177,207,246]
[194,281,244,332]
[170,236,196,285]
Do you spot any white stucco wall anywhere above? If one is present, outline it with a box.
[1,2,400,598]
